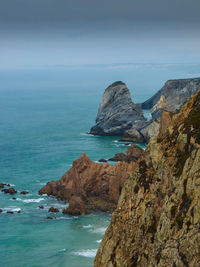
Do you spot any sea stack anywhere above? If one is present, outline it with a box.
[89,81,146,139]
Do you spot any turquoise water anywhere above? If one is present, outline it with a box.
[0,86,146,267]
[1,64,199,266]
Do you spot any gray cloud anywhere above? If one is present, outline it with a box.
[0,0,200,69]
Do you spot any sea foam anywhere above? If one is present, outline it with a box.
[72,249,97,258]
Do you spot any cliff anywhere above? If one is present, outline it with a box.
[89,81,147,141]
[39,145,144,215]
[142,78,200,111]
[94,90,200,266]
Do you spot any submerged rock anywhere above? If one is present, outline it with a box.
[90,81,146,137]
[94,90,200,267]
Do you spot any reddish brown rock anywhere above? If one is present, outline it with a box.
[20,190,29,195]
[0,184,5,188]
[109,144,144,163]
[39,145,144,214]
[0,209,2,213]
[62,196,88,216]
[38,205,44,209]
[6,211,14,214]
[48,206,59,213]
[2,188,17,194]
[46,216,53,220]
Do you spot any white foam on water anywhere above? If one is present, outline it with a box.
[90,227,107,234]
[72,249,97,258]
[96,239,102,243]
[3,207,21,212]
[82,224,93,229]
[17,198,45,203]
[58,248,66,253]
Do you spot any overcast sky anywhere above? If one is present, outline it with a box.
[1,0,200,69]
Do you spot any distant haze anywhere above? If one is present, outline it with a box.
[1,0,200,70]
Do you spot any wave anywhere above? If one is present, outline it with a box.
[17,198,45,203]
[72,249,97,258]
[90,227,107,234]
[58,248,66,253]
[96,239,102,243]
[3,207,21,213]
[82,224,93,229]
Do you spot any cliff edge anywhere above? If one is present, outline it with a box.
[94,90,200,266]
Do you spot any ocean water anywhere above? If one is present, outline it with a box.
[0,85,146,267]
[0,65,199,267]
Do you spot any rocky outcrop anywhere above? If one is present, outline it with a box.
[123,78,200,142]
[108,144,144,163]
[90,81,146,138]
[142,77,200,111]
[39,145,145,215]
[94,90,200,267]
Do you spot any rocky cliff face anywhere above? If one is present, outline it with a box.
[90,81,146,139]
[94,90,200,267]
[142,78,200,111]
[39,145,145,215]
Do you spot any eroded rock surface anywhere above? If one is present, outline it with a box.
[94,90,200,267]
[39,145,145,215]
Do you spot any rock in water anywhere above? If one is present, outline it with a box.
[39,145,145,215]
[94,90,200,267]
[90,81,146,137]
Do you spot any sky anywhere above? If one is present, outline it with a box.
[1,0,200,70]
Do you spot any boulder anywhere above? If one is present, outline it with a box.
[48,206,59,213]
[20,190,29,195]
[2,188,17,194]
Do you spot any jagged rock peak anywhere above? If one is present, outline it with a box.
[90,81,146,137]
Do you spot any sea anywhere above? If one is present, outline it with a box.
[0,63,199,267]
